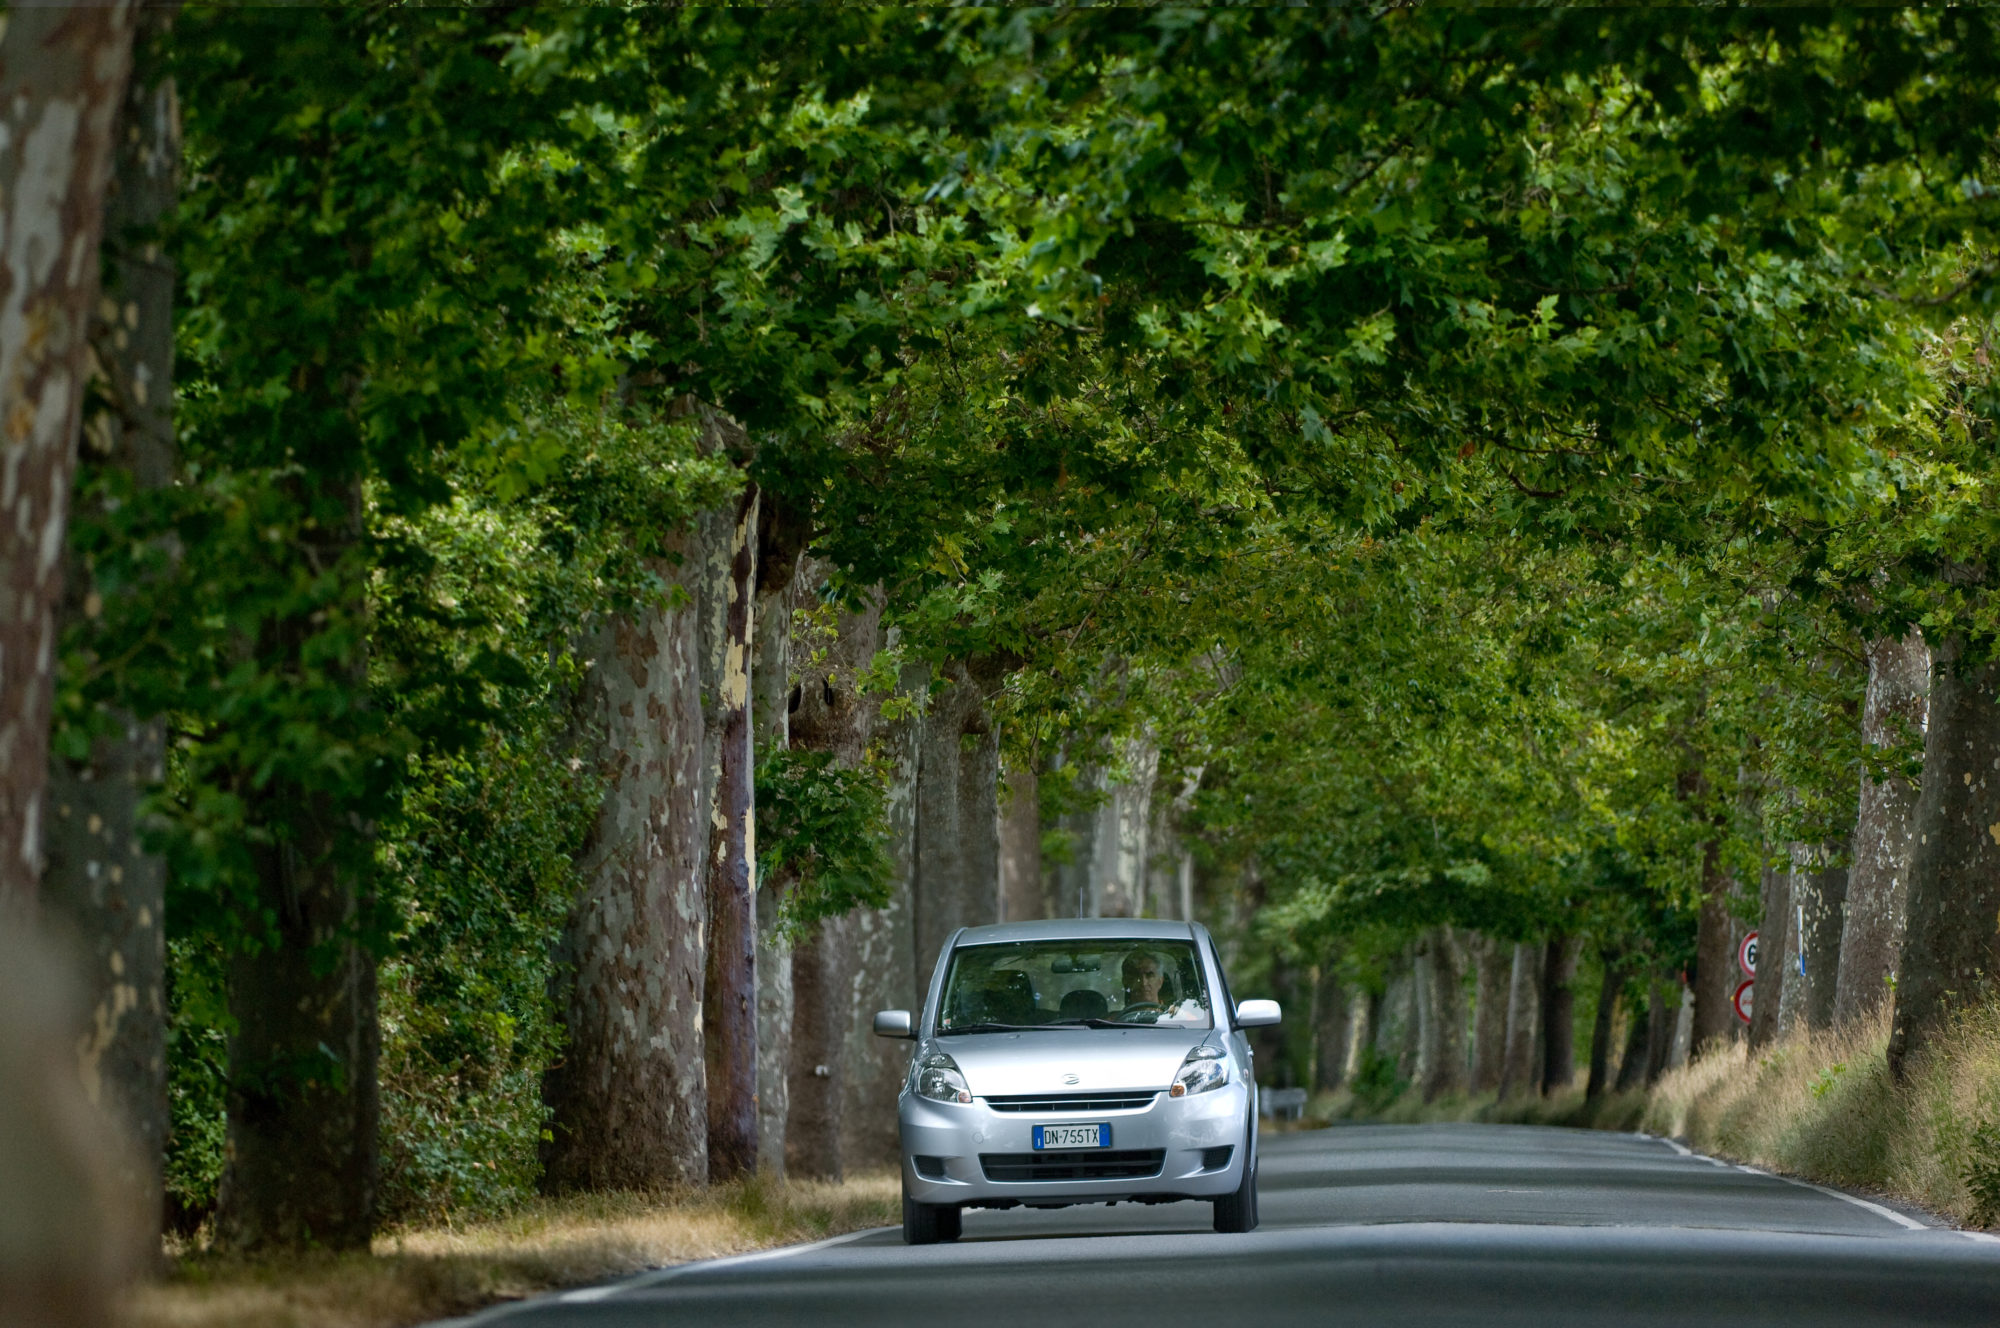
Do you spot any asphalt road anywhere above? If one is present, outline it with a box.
[453,1123,2000,1327]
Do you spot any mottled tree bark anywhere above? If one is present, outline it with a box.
[784,580,881,1182]
[1468,934,1509,1093]
[750,516,800,1179]
[541,526,721,1191]
[0,925,146,1328]
[839,654,922,1171]
[1585,958,1625,1099]
[1385,957,1420,1080]
[1613,983,1651,1092]
[998,766,1041,923]
[1311,964,1350,1092]
[1646,977,1678,1082]
[703,488,759,1182]
[1749,856,1790,1050]
[1836,631,1928,1025]
[1690,833,1743,1056]
[1417,926,1467,1101]
[1889,641,2000,1080]
[910,662,999,979]
[1779,844,1847,1033]
[1497,941,1540,1099]
[0,5,136,912]
[1801,858,1847,1030]
[955,676,1002,931]
[1540,935,1578,1095]
[1100,737,1156,919]
[39,12,175,1234]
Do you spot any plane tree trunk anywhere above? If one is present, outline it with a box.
[910,662,1001,981]
[1585,956,1625,1099]
[998,767,1041,923]
[1690,832,1743,1057]
[0,5,136,912]
[783,584,883,1182]
[1540,935,1578,1095]
[1836,631,1928,1025]
[1468,934,1508,1093]
[38,10,174,1233]
[1750,855,1789,1049]
[750,503,804,1179]
[1416,927,1467,1101]
[1780,844,1847,1033]
[1613,982,1652,1093]
[702,487,760,1182]
[215,480,378,1253]
[1889,639,2000,1080]
[839,653,923,1171]
[540,518,729,1190]
[1312,964,1350,1093]
[1497,941,1540,1099]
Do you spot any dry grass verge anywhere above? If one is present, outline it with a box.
[123,1172,899,1328]
[1643,1004,2000,1227]
[1312,999,2000,1230]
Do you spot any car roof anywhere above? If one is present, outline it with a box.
[950,918,1200,946]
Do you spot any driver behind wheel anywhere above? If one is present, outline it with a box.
[1121,950,1167,1013]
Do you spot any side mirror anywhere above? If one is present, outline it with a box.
[873,1009,915,1039]
[1235,999,1282,1029]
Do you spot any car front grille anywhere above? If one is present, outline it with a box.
[981,1092,1159,1113]
[980,1149,1166,1182]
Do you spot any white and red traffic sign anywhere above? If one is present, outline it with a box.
[1732,978,1754,1025]
[1739,932,1758,979]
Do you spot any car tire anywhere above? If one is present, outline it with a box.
[902,1178,962,1245]
[1213,1123,1259,1233]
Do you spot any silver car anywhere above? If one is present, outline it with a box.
[873,918,1281,1244]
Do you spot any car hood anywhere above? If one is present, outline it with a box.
[933,1028,1211,1096]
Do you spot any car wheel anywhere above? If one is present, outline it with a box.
[902,1177,961,1245]
[1213,1123,1259,1233]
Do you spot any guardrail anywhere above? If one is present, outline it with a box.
[1260,1086,1309,1121]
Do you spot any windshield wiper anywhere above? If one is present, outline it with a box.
[1040,1017,1130,1029]
[938,1021,1052,1035]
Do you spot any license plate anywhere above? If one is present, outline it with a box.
[1033,1123,1110,1150]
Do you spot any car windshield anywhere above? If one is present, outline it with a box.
[937,938,1213,1032]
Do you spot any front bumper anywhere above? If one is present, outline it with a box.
[899,1081,1251,1207]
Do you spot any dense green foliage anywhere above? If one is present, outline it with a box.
[49,6,2000,1226]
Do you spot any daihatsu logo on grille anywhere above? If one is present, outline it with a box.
[1062,1073,1080,1085]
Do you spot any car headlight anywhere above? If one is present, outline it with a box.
[915,1050,972,1104]
[1171,1045,1229,1097]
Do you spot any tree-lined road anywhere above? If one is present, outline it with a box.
[452,1124,2000,1327]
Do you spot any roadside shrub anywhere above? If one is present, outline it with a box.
[1966,1120,2000,1229]
[375,734,592,1225]
[1348,1047,1409,1114]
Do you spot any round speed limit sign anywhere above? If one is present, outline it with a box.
[1739,932,1759,979]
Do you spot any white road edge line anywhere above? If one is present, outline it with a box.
[1636,1132,1927,1231]
[439,1224,896,1323]
[608,1224,892,1288]
[1961,1231,2000,1246]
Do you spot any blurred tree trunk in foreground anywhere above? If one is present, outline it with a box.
[40,5,176,1239]
[0,4,136,912]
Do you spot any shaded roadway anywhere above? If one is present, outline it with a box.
[449,1123,2000,1327]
